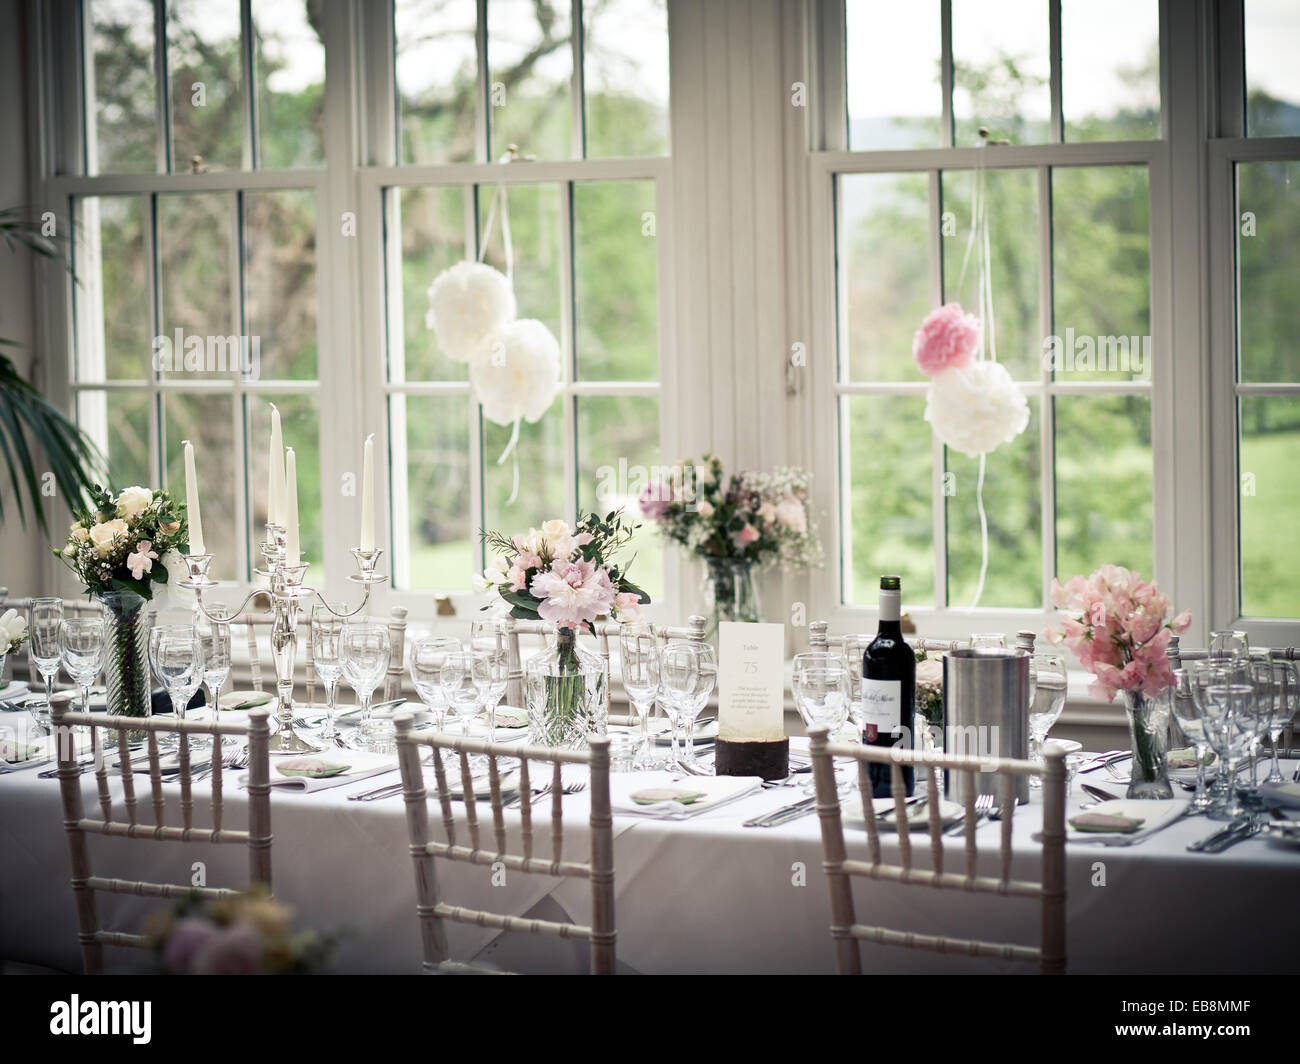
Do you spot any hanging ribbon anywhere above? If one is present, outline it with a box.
[477,149,523,504]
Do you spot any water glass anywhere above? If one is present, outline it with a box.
[58,618,106,714]
[29,597,64,725]
[311,606,347,742]
[439,650,482,737]
[341,622,390,747]
[472,647,510,733]
[792,652,849,736]
[660,641,716,770]
[196,605,232,746]
[619,621,661,770]
[1026,653,1068,788]
[1208,630,1250,662]
[1262,660,1298,785]
[969,632,1006,650]
[148,625,204,752]
[1169,667,1213,810]
[410,636,462,732]
[1193,662,1252,821]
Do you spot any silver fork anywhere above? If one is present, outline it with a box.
[944,793,995,836]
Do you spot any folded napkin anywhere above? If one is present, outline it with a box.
[1066,798,1186,842]
[219,690,274,712]
[0,681,30,704]
[242,749,396,793]
[0,729,93,772]
[609,771,763,820]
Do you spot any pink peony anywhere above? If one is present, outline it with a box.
[913,302,980,376]
[734,524,760,547]
[530,559,616,629]
[613,591,642,619]
[638,481,674,519]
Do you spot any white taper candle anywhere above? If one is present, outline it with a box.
[360,433,375,553]
[284,446,300,567]
[183,440,205,556]
[268,403,285,527]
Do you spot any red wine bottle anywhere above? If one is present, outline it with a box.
[861,575,915,797]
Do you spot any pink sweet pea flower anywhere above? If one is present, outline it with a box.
[126,539,159,580]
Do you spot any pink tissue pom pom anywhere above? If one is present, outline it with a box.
[913,302,980,376]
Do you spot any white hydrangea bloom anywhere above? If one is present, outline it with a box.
[425,261,516,362]
[924,361,1029,457]
[469,319,561,425]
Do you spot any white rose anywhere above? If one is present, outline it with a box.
[0,609,25,644]
[915,657,944,690]
[70,525,90,544]
[114,486,154,520]
[695,500,714,519]
[540,519,570,542]
[88,518,128,556]
[773,496,808,534]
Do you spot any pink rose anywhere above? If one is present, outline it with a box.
[506,563,529,592]
[734,524,760,547]
[613,591,642,619]
[913,302,979,376]
[638,481,673,519]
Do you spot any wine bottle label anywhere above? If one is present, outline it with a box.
[860,679,902,743]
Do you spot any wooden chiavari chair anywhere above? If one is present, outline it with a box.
[393,714,615,974]
[806,723,1066,975]
[382,606,410,703]
[50,701,273,974]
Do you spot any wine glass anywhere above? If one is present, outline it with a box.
[472,647,509,735]
[1238,660,1276,811]
[1169,667,1214,810]
[619,621,661,771]
[660,641,716,771]
[439,650,481,741]
[469,618,510,658]
[409,636,461,732]
[148,625,204,753]
[1262,661,1298,786]
[196,605,232,747]
[969,632,1006,649]
[792,652,850,736]
[341,622,390,747]
[1194,662,1252,822]
[58,617,106,715]
[311,606,347,744]
[1208,630,1250,662]
[1026,653,1068,788]
[28,597,64,728]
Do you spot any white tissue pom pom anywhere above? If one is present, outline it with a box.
[470,318,561,425]
[924,360,1029,457]
[425,261,516,362]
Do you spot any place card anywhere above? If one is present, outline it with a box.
[715,621,789,780]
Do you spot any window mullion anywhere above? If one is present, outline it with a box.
[475,0,489,161]
[240,0,257,170]
[571,0,586,159]
[1049,0,1063,142]
[233,190,250,580]
[928,168,947,608]
[1037,165,1057,611]
[153,0,170,173]
[145,191,163,486]
[940,0,954,149]
[561,181,578,523]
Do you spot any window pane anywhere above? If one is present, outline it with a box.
[167,0,244,172]
[945,397,1041,608]
[477,183,563,344]
[487,0,574,159]
[75,196,150,381]
[1240,396,1300,617]
[484,399,565,542]
[247,394,320,564]
[88,0,158,174]
[1050,166,1151,383]
[1246,0,1300,137]
[157,193,237,380]
[583,0,669,157]
[77,390,151,490]
[840,172,930,382]
[573,180,658,381]
[952,0,1050,145]
[391,185,470,382]
[395,0,479,165]
[1061,0,1159,141]
[577,395,663,601]
[1236,160,1300,383]
[846,0,942,150]
[397,395,473,591]
[1054,395,1152,580]
[253,0,325,168]
[941,168,1039,381]
[163,393,237,582]
[244,189,318,381]
[843,395,933,606]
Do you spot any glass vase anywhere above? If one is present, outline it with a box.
[97,589,151,724]
[701,559,761,637]
[524,625,608,750]
[1124,688,1173,799]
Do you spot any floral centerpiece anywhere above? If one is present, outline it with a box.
[638,454,822,631]
[477,511,648,748]
[143,885,334,975]
[914,650,945,731]
[53,484,190,719]
[1044,565,1191,798]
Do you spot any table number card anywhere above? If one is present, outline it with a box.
[715,622,789,780]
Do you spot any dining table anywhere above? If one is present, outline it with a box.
[1,706,1297,975]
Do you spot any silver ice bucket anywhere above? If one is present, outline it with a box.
[942,648,1030,806]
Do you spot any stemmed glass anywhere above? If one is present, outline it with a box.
[792,652,850,736]
[1262,661,1298,786]
[410,636,461,734]
[472,647,509,735]
[439,650,481,743]
[660,641,716,771]
[58,618,106,715]
[196,605,232,747]
[1169,667,1214,810]
[1194,662,1252,822]
[1026,653,1068,788]
[619,622,661,771]
[1238,661,1276,809]
[969,632,1006,649]
[28,597,64,728]
[341,621,390,748]
[1208,630,1250,662]
[311,606,347,745]
[148,625,204,753]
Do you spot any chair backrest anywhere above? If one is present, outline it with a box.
[383,606,410,702]
[393,714,615,974]
[808,621,1039,658]
[806,724,1066,975]
[234,606,318,706]
[50,701,273,974]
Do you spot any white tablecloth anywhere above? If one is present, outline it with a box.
[2,742,1297,974]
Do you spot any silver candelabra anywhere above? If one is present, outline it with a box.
[180,523,387,752]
